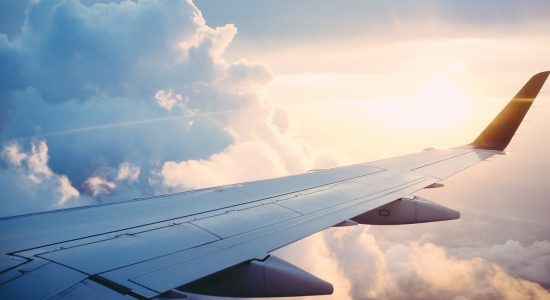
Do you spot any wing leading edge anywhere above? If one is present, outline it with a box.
[0,72,548,299]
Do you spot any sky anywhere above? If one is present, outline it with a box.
[1,0,550,299]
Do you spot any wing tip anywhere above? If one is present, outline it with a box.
[471,71,550,151]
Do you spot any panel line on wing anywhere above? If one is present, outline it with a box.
[1,166,384,261]
[122,176,437,294]
[409,149,474,172]
[106,177,436,288]
[37,223,221,275]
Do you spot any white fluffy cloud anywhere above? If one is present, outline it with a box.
[453,240,550,288]
[0,140,81,215]
[276,227,550,300]
[57,175,80,204]
[84,175,117,197]
[155,89,190,112]
[2,143,27,167]
[159,141,288,189]
[0,0,347,213]
[116,161,141,182]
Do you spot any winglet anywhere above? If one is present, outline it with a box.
[471,71,550,151]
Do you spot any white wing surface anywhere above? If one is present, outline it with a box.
[1,72,548,299]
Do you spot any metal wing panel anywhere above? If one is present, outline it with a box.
[276,189,349,214]
[0,164,385,298]
[50,280,131,300]
[37,223,219,275]
[0,149,495,298]
[0,165,380,258]
[366,148,472,171]
[192,204,301,238]
[94,148,500,296]
[97,172,437,295]
[0,255,27,276]
[0,262,87,300]
[411,149,496,179]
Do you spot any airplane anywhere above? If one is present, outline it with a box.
[0,71,548,299]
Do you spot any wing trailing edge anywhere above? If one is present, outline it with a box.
[471,71,550,151]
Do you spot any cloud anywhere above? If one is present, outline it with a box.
[84,175,116,197]
[0,0,347,215]
[2,142,26,167]
[58,175,80,204]
[158,141,288,189]
[116,161,141,182]
[220,59,273,94]
[13,0,203,103]
[2,140,60,187]
[0,140,82,216]
[453,240,550,288]
[155,89,189,112]
[277,227,550,300]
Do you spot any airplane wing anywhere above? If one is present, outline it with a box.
[1,71,548,299]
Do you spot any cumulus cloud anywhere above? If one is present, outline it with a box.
[159,141,288,189]
[154,89,194,113]
[0,0,347,215]
[2,142,27,168]
[0,140,81,216]
[57,175,80,204]
[277,227,550,300]
[220,59,273,94]
[453,240,550,288]
[393,241,548,300]
[84,175,117,197]
[116,161,141,182]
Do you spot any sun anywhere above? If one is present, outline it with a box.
[368,77,473,133]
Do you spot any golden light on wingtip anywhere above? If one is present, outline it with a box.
[513,98,535,103]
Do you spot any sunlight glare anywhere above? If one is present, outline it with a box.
[367,78,473,132]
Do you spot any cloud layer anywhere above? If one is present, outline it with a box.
[275,227,550,300]
[0,0,346,215]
